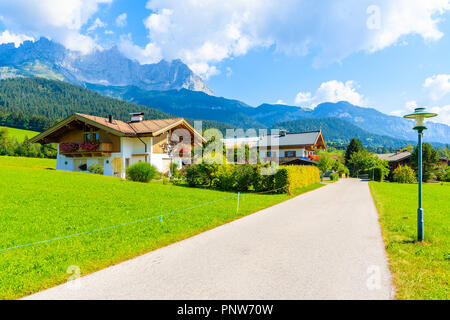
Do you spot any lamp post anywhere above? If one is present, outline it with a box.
[372,160,376,180]
[403,107,437,242]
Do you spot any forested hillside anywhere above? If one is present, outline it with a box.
[273,117,418,152]
[0,78,234,133]
[0,78,171,131]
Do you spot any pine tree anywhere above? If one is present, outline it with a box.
[345,138,363,164]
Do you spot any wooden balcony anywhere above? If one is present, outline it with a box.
[59,142,116,157]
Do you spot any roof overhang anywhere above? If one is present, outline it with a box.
[29,114,125,144]
[151,119,206,143]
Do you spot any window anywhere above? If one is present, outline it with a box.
[267,151,277,157]
[125,158,130,169]
[84,128,99,142]
[285,151,296,157]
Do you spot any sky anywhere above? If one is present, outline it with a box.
[0,0,450,125]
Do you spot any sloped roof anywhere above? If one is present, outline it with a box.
[30,113,203,144]
[223,130,325,148]
[76,113,184,135]
[259,131,322,147]
[376,151,411,162]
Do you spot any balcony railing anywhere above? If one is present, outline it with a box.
[59,142,114,154]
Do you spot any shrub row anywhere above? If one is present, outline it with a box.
[280,165,320,193]
[182,163,320,194]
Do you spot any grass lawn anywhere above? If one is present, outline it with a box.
[369,181,449,300]
[0,126,39,142]
[0,156,323,299]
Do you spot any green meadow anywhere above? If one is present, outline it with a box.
[369,181,450,300]
[0,126,39,142]
[0,156,322,299]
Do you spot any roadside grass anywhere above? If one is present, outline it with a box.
[0,156,56,169]
[0,156,322,299]
[369,181,449,300]
[0,126,39,142]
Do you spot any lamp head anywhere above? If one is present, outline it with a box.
[403,107,437,131]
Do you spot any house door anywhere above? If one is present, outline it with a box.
[112,157,122,177]
[162,158,171,174]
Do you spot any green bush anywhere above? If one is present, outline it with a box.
[393,165,416,183]
[330,172,339,181]
[370,167,385,182]
[253,167,275,192]
[234,164,255,191]
[88,163,104,175]
[273,168,289,192]
[126,162,157,183]
[436,166,450,182]
[213,164,236,191]
[183,164,203,187]
[169,162,179,179]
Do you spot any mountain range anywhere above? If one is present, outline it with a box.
[0,38,213,94]
[88,83,450,145]
[0,38,448,147]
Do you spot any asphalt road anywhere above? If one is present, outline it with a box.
[25,179,393,300]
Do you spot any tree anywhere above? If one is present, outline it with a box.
[345,138,364,176]
[411,143,439,182]
[348,149,374,177]
[345,138,363,164]
[318,152,335,174]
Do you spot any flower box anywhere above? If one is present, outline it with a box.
[79,142,99,152]
[60,142,79,153]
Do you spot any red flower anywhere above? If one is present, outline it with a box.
[60,142,79,152]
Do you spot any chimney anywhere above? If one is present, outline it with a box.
[108,115,113,124]
[280,130,287,137]
[130,112,144,122]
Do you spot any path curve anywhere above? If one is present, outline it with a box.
[26,179,393,300]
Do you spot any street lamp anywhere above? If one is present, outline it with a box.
[372,160,376,181]
[403,107,437,242]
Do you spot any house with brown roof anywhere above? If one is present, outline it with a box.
[30,113,204,178]
[222,130,326,164]
[375,151,412,170]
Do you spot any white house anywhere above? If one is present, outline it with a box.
[30,113,204,178]
[223,130,326,164]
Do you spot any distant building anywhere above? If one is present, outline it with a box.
[223,130,326,164]
[376,151,411,170]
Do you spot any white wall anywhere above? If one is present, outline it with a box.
[56,136,175,178]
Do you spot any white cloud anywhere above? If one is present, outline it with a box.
[225,67,232,77]
[104,30,114,35]
[115,13,127,27]
[295,80,367,108]
[87,17,106,32]
[118,34,162,64]
[0,0,112,54]
[423,74,450,101]
[274,99,285,105]
[429,105,450,125]
[391,100,450,125]
[116,0,450,78]
[0,30,34,47]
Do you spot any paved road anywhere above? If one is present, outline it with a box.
[26,179,393,300]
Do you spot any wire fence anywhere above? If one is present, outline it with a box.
[0,186,289,253]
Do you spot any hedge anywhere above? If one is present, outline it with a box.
[181,163,320,194]
[279,165,320,194]
[329,172,339,181]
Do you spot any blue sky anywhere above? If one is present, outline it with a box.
[0,0,450,125]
